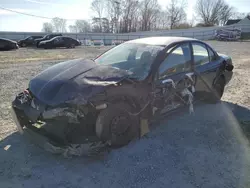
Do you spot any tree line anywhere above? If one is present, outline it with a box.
[42,0,248,33]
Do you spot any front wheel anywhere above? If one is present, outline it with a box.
[95,102,140,147]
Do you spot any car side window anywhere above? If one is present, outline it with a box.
[66,38,71,42]
[158,43,191,79]
[54,38,61,43]
[207,47,217,61]
[192,43,209,66]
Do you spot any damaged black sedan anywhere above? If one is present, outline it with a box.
[11,37,234,151]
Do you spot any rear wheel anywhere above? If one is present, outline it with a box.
[67,43,75,48]
[96,102,140,147]
[206,76,225,103]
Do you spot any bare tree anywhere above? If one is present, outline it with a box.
[232,12,247,19]
[139,0,160,31]
[75,20,91,33]
[166,0,187,29]
[51,17,67,32]
[189,14,196,27]
[92,17,102,32]
[195,0,234,26]
[156,10,169,30]
[219,4,235,25]
[41,22,53,32]
[68,25,78,33]
[119,0,140,33]
[106,0,121,33]
[91,0,105,32]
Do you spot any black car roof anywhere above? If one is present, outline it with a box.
[126,37,199,46]
[51,36,75,39]
[46,33,62,36]
[25,36,43,38]
[0,37,16,43]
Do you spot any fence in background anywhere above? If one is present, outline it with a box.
[1,23,250,45]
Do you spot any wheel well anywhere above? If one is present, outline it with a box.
[106,95,141,112]
[219,74,226,85]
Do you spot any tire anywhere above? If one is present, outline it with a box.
[44,44,52,49]
[206,76,225,103]
[67,43,75,48]
[96,102,140,147]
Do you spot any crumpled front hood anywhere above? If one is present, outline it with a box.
[29,58,130,106]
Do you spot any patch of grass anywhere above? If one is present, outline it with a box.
[0,49,79,64]
[0,46,111,64]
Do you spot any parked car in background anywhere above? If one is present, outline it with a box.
[11,37,234,151]
[37,36,81,49]
[35,33,62,47]
[18,36,43,47]
[76,39,82,45]
[0,38,19,51]
[214,28,242,41]
[92,39,104,46]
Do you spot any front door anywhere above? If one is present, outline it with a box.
[154,42,195,114]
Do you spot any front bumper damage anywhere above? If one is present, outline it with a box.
[11,90,109,157]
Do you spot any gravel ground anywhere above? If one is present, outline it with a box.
[0,42,250,188]
[0,46,111,65]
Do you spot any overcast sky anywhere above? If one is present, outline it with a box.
[0,0,249,32]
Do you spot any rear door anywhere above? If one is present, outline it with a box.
[191,42,221,94]
[53,37,64,47]
[26,36,33,45]
[63,37,71,47]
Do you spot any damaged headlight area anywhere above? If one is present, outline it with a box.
[11,89,101,149]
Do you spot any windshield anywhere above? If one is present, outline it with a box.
[24,36,31,40]
[47,37,58,41]
[95,42,164,80]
